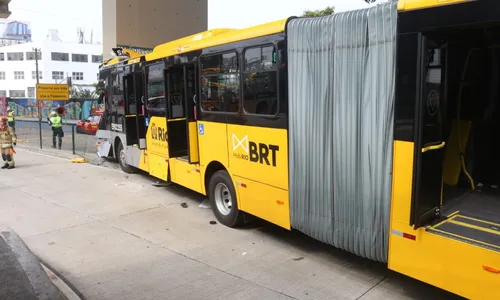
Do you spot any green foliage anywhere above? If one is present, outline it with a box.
[92,82,105,96]
[70,88,99,100]
[302,6,335,17]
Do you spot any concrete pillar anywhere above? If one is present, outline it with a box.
[0,0,11,18]
[102,0,208,60]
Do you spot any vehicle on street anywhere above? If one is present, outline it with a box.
[95,1,500,299]
[76,110,102,135]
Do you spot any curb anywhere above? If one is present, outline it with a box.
[15,145,100,165]
[40,262,83,300]
[15,144,78,160]
[15,147,121,173]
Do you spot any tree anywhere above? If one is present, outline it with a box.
[302,6,335,17]
[70,87,99,100]
[92,82,105,96]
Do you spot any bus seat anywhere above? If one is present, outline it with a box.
[443,119,472,186]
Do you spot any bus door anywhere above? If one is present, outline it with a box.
[411,34,447,228]
[183,64,200,164]
[164,64,199,163]
[123,72,146,149]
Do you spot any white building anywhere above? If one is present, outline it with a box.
[0,39,102,98]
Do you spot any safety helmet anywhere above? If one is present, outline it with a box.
[0,116,7,123]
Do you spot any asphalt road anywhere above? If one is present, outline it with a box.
[0,237,38,300]
[0,225,67,300]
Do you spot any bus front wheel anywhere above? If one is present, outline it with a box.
[208,170,244,227]
[116,142,136,174]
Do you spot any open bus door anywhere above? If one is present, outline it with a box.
[123,72,146,149]
[411,34,447,229]
[183,64,200,164]
[164,64,200,163]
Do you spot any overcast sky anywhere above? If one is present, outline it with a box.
[6,0,378,43]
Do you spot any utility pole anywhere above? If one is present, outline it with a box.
[33,47,42,149]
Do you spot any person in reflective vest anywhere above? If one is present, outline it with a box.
[0,116,16,169]
[7,109,15,130]
[48,111,63,149]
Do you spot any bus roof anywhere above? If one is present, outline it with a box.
[100,48,145,68]
[145,18,288,61]
[398,0,472,11]
[101,1,469,68]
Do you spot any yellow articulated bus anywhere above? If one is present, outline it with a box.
[96,1,500,298]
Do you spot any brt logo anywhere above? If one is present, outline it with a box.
[232,134,279,167]
[151,123,167,142]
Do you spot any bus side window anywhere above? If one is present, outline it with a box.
[146,63,166,110]
[200,52,240,113]
[242,45,278,115]
[111,69,124,109]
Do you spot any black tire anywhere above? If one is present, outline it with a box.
[75,127,82,134]
[116,141,136,174]
[208,170,244,227]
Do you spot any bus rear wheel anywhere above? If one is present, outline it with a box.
[116,141,135,174]
[208,170,244,227]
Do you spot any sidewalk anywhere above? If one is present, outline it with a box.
[0,149,461,300]
[0,224,66,300]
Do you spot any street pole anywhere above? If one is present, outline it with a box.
[34,47,42,149]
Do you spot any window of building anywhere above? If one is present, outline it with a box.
[51,52,69,61]
[0,53,4,61]
[7,52,24,61]
[72,72,84,80]
[0,72,5,80]
[242,45,278,115]
[26,51,42,60]
[9,90,26,97]
[14,71,24,80]
[200,52,240,113]
[146,63,165,110]
[27,87,35,98]
[0,90,6,97]
[52,71,64,80]
[32,71,43,80]
[92,55,102,63]
[72,54,88,63]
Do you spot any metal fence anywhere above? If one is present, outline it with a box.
[14,118,102,164]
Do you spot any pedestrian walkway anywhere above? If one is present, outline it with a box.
[0,149,461,300]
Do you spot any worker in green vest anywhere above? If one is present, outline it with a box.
[48,111,63,149]
[7,109,15,130]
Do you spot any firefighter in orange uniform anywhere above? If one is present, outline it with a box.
[0,116,17,169]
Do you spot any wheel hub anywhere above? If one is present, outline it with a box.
[119,148,126,165]
[214,182,232,215]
